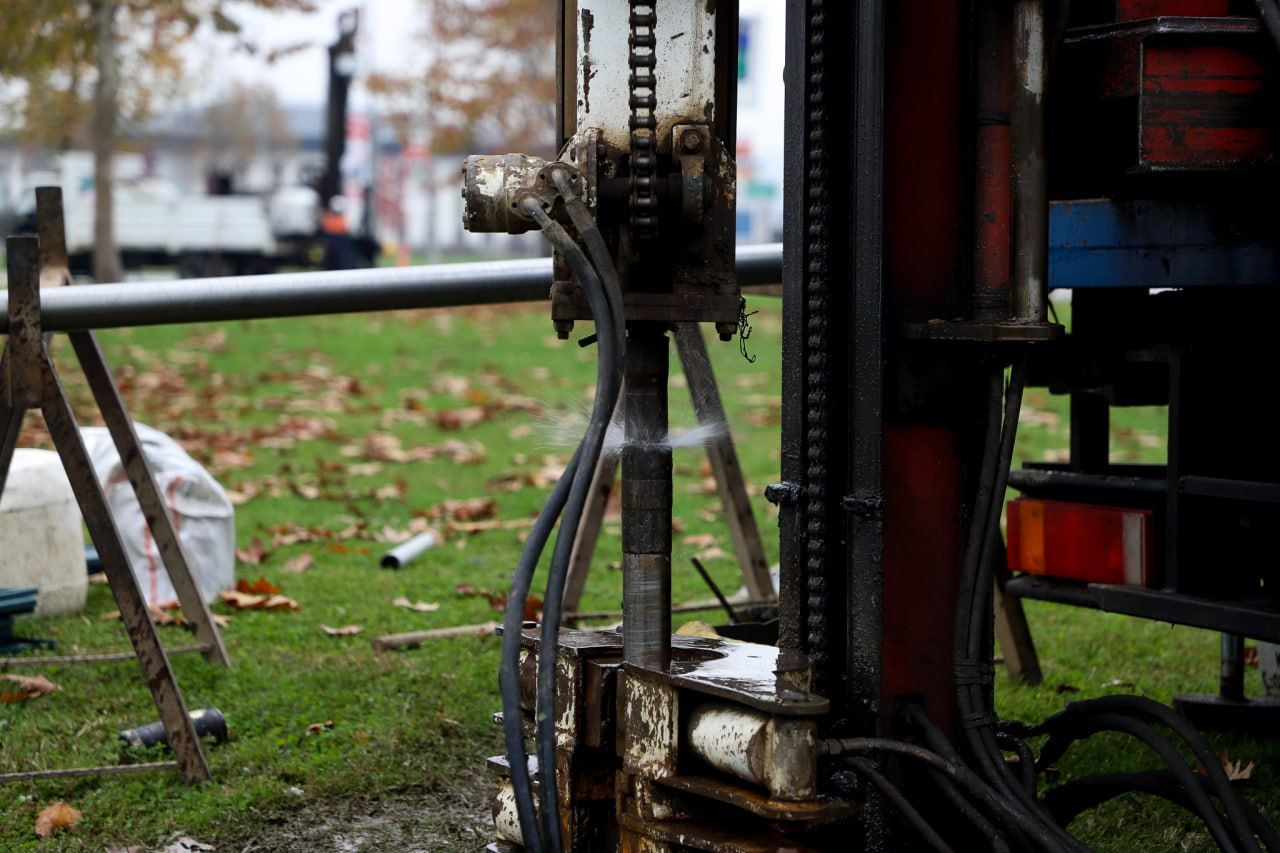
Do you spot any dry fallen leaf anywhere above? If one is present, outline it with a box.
[424,497,497,522]
[435,405,488,430]
[1,674,61,703]
[393,596,441,613]
[695,546,730,561]
[321,624,363,637]
[1195,749,1256,781]
[34,801,82,837]
[235,538,270,565]
[237,577,282,596]
[219,589,267,609]
[682,533,718,549]
[282,554,315,574]
[261,595,300,612]
[307,720,336,734]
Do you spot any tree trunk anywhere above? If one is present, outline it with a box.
[91,0,123,283]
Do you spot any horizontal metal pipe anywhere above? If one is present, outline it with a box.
[0,243,783,333]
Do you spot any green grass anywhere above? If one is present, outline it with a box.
[0,297,1272,851]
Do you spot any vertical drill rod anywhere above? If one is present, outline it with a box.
[622,325,672,670]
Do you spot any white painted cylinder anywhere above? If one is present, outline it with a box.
[491,779,525,846]
[0,449,87,616]
[687,702,769,786]
[1260,642,1280,697]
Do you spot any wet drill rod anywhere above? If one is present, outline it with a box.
[622,325,672,670]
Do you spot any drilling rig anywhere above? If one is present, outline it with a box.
[462,1,1280,850]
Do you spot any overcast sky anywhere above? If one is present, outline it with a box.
[190,0,421,108]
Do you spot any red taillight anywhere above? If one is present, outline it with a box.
[1006,498,1152,587]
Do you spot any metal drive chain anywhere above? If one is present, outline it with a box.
[628,1,658,240]
[803,0,831,682]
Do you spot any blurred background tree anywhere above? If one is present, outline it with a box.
[200,81,296,189]
[0,0,314,282]
[370,0,557,158]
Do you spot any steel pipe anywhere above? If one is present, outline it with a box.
[0,243,782,334]
[1012,0,1048,323]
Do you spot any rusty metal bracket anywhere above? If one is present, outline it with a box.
[0,229,214,786]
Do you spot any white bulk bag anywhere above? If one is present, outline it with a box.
[81,423,235,606]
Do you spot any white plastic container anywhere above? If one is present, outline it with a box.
[0,449,87,616]
[81,423,235,606]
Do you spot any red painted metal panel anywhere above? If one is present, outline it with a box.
[1117,0,1230,21]
[1141,42,1274,168]
[880,0,965,730]
[882,426,962,725]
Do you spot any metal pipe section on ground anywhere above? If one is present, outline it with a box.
[0,243,782,334]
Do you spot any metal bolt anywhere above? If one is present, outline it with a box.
[681,128,703,152]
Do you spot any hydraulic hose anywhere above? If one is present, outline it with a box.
[497,443,582,852]
[524,198,624,852]
[820,737,1067,851]
[841,756,955,853]
[1034,695,1267,852]
[902,705,1013,853]
[1043,770,1280,850]
[1035,712,1243,852]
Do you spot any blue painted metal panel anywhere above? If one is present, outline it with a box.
[1049,198,1280,289]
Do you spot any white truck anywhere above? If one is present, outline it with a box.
[10,178,321,278]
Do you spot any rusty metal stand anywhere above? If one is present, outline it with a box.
[992,537,1042,684]
[562,323,774,616]
[0,233,212,785]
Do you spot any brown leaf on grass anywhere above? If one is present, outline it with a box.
[1,674,61,703]
[695,546,730,561]
[307,720,336,734]
[34,801,82,837]
[218,589,298,611]
[447,517,538,535]
[219,590,267,609]
[424,497,497,522]
[99,601,187,628]
[235,538,270,565]
[282,554,315,574]
[321,624,363,637]
[1196,749,1255,781]
[435,406,488,430]
[211,614,231,629]
[682,533,718,549]
[393,597,441,613]
[88,572,108,585]
[237,577,282,595]
[454,584,542,620]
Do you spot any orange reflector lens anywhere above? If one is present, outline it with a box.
[1006,498,1152,586]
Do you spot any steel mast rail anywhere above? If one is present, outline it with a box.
[0,243,782,334]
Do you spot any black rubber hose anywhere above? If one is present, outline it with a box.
[525,199,623,852]
[997,730,1039,798]
[841,756,956,853]
[497,443,582,852]
[903,705,1013,853]
[1043,770,1280,850]
[550,170,626,362]
[1034,712,1241,852]
[821,738,1066,851]
[952,362,1077,851]
[1034,695,1265,852]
